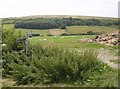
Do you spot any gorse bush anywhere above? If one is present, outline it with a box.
[2,28,25,52]
[3,44,109,85]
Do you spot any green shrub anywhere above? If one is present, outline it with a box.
[47,34,53,36]
[3,44,109,85]
[86,31,100,35]
[2,28,25,52]
[60,33,70,36]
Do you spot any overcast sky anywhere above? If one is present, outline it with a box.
[0,0,119,18]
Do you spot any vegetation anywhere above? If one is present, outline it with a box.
[15,29,49,36]
[1,16,119,87]
[3,24,118,37]
[2,44,118,86]
[2,26,25,52]
[67,25,118,34]
[110,59,120,64]
[2,27,118,87]
[2,17,118,30]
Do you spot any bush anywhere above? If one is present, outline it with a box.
[47,34,53,36]
[32,33,40,37]
[3,44,109,85]
[60,33,70,36]
[86,31,100,35]
[2,28,25,52]
[59,25,66,29]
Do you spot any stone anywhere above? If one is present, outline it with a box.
[81,31,119,46]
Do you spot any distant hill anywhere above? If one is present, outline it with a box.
[2,15,118,30]
[3,15,117,21]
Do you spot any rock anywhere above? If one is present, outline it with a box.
[95,31,119,46]
[88,39,94,43]
[80,38,94,43]
[81,31,119,46]
[110,39,118,45]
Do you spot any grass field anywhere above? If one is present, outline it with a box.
[3,24,118,36]
[16,25,118,36]
[67,25,118,34]
[15,28,67,36]
[15,28,49,36]
[29,36,118,51]
[29,35,95,48]
[3,24,118,50]
[48,29,67,36]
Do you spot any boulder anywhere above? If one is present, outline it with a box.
[94,31,119,46]
[81,31,119,46]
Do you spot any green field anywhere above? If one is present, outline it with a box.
[3,24,118,35]
[17,25,118,35]
[29,35,95,48]
[15,28,49,36]
[2,24,118,51]
[29,36,117,51]
[67,25,118,34]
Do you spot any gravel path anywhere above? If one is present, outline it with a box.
[97,48,119,69]
[76,48,119,69]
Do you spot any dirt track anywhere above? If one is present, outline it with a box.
[97,48,119,69]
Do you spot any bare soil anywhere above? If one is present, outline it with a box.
[49,29,67,36]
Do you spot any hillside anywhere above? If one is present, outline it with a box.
[15,15,118,20]
[1,15,117,21]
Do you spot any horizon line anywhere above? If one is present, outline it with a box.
[0,14,118,19]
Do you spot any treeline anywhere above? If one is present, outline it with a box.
[3,17,118,29]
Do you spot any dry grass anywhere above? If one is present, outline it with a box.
[2,78,16,87]
[48,29,67,36]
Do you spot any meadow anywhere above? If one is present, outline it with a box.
[2,24,118,54]
[3,24,118,35]
[66,25,118,34]
[13,24,118,51]
[29,36,116,49]
[3,24,118,56]
[15,28,49,36]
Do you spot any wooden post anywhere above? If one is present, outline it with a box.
[26,32,29,55]
[17,32,33,56]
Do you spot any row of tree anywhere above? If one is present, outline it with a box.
[3,17,118,29]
